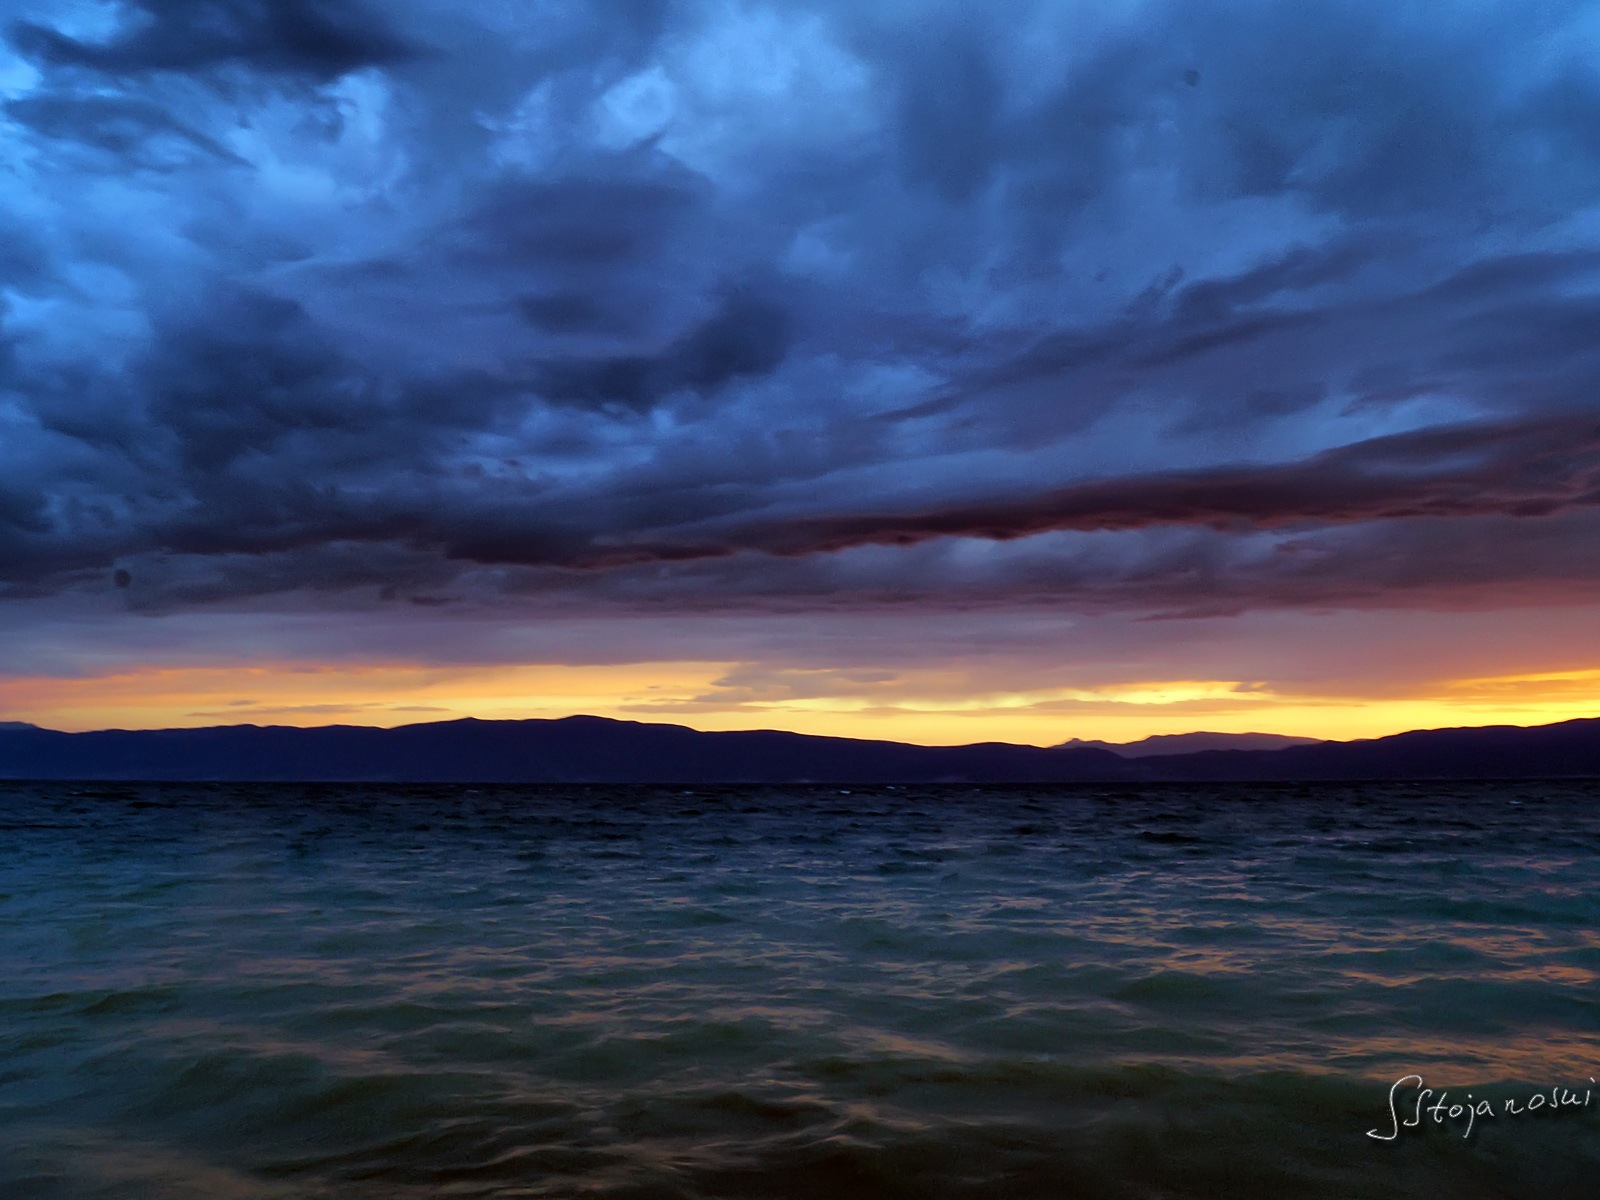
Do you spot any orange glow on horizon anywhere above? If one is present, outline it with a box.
[1,659,1597,746]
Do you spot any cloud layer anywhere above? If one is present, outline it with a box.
[5,0,1600,624]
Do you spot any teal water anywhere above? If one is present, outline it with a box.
[2,781,1599,1198]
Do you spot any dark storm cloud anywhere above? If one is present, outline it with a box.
[4,0,1600,618]
[10,0,419,79]
[532,290,791,409]
[717,415,1600,558]
[399,412,1600,607]
[516,292,615,335]
[891,24,1003,204]
[6,93,246,165]
[465,173,701,271]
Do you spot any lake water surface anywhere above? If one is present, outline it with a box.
[3,780,1599,1198]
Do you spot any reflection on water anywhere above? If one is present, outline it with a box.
[2,781,1599,1197]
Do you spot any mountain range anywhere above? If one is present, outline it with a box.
[1054,731,1323,757]
[1,714,1598,782]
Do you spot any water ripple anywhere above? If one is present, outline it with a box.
[3,781,1599,1197]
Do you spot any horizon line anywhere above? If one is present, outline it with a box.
[3,711,1597,749]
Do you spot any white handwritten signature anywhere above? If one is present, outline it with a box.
[1369,1074,1595,1140]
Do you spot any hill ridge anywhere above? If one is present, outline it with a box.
[2,714,1598,782]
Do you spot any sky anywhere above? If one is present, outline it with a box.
[3,0,1600,744]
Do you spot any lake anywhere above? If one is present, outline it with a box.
[2,780,1598,1197]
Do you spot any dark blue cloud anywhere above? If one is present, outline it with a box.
[532,289,791,409]
[2,0,1599,619]
[10,0,420,79]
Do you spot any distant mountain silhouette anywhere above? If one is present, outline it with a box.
[2,714,1599,782]
[1055,731,1323,757]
